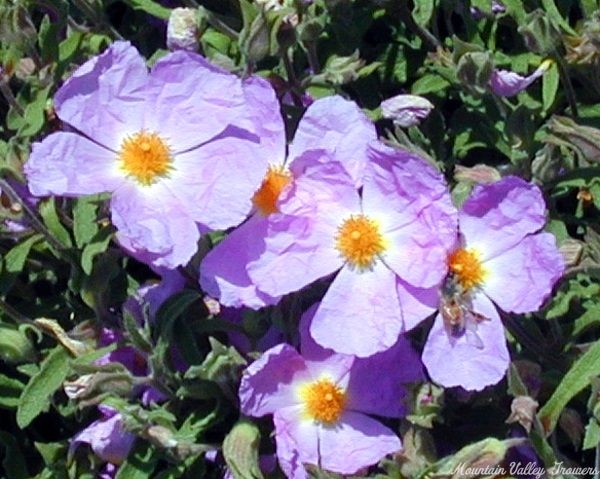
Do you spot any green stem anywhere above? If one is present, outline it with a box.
[0,178,66,252]
[397,2,441,50]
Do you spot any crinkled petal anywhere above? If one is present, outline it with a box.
[304,353,354,391]
[111,182,200,269]
[363,142,457,287]
[200,215,281,309]
[288,96,376,185]
[274,406,318,479]
[246,215,342,298]
[363,142,454,231]
[299,303,334,361]
[396,280,438,331]
[318,411,402,474]
[146,52,283,153]
[347,335,423,417]
[310,262,403,357]
[169,136,269,231]
[483,232,564,313]
[240,75,287,161]
[55,41,147,150]
[382,221,451,288]
[239,344,311,417]
[460,176,547,260]
[247,161,357,297]
[422,294,509,391]
[25,132,124,197]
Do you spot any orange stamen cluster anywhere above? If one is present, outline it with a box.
[301,378,346,424]
[448,248,486,290]
[336,215,386,270]
[119,131,172,185]
[252,165,292,215]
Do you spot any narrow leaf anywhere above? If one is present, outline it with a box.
[121,0,171,19]
[538,339,600,435]
[39,198,72,248]
[17,346,71,428]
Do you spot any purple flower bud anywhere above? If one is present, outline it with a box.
[489,59,552,97]
[380,94,434,127]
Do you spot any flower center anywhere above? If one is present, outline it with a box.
[301,378,346,424]
[252,165,292,215]
[448,248,486,290]
[336,215,386,269]
[119,131,173,185]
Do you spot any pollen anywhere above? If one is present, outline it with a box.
[448,248,486,290]
[119,131,173,185]
[336,215,386,269]
[252,165,292,215]
[301,378,346,424]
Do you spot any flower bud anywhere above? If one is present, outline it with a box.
[489,59,552,97]
[380,94,434,128]
[166,8,199,52]
[518,9,562,55]
[506,396,539,433]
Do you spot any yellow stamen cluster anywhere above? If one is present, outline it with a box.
[252,165,292,215]
[301,378,346,424]
[448,248,486,290]
[335,215,386,269]
[119,131,172,185]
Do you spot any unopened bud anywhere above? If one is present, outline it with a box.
[506,396,539,433]
[381,94,434,128]
[167,8,199,52]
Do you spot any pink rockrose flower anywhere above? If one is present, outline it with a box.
[422,176,565,391]
[24,41,280,269]
[200,95,376,309]
[244,142,457,357]
[239,304,422,479]
[489,60,552,97]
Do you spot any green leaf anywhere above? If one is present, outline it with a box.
[0,233,43,295]
[155,290,202,330]
[72,196,100,248]
[0,373,25,408]
[542,61,559,113]
[123,309,153,354]
[412,0,434,26]
[539,339,600,435]
[115,442,159,479]
[34,441,67,467]
[470,0,491,14]
[223,420,263,479]
[583,417,600,450]
[3,233,42,273]
[573,301,600,337]
[502,0,526,23]
[16,346,71,428]
[39,198,72,248]
[541,0,577,35]
[80,225,113,275]
[411,74,450,95]
[121,0,172,19]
